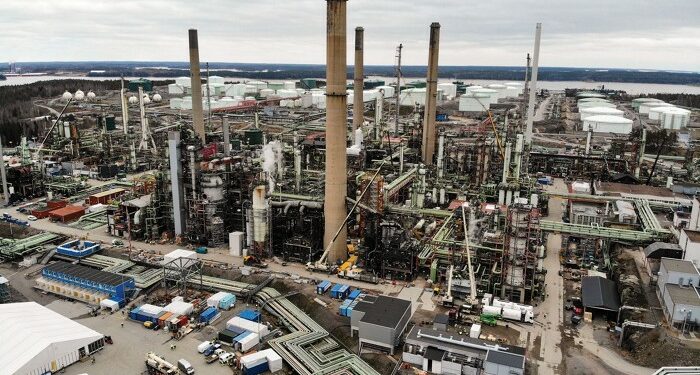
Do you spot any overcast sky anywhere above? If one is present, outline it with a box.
[3,0,700,71]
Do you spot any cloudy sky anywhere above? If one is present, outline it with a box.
[3,0,700,71]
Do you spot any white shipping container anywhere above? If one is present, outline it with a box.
[237,332,260,352]
[226,316,269,336]
[469,324,481,339]
[229,231,244,256]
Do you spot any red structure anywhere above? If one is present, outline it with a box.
[49,206,86,223]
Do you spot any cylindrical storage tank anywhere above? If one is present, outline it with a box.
[582,115,633,134]
[660,107,691,130]
[437,83,457,98]
[578,97,610,104]
[504,82,523,98]
[486,83,507,99]
[259,88,275,98]
[578,101,616,109]
[502,307,522,321]
[459,93,491,112]
[631,97,662,110]
[283,81,296,90]
[471,88,499,104]
[208,75,225,85]
[175,77,190,86]
[639,101,673,115]
[648,106,670,121]
[181,96,192,110]
[579,106,624,120]
[169,97,183,109]
[464,85,483,94]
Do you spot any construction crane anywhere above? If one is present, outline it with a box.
[474,96,505,159]
[309,161,386,271]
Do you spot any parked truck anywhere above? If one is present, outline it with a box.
[145,352,177,375]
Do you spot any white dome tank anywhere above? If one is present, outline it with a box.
[142,95,151,104]
[61,91,73,101]
[152,93,162,102]
[74,90,85,101]
[128,96,138,104]
[86,91,96,100]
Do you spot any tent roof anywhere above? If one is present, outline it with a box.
[0,302,103,374]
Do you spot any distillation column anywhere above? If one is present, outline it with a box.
[421,22,440,165]
[324,0,348,263]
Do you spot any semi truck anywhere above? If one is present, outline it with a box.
[482,298,534,323]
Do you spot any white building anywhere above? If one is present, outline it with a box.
[657,258,700,330]
[679,229,700,265]
[0,302,105,374]
[582,115,633,134]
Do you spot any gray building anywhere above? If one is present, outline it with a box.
[350,295,412,354]
[657,258,700,331]
[433,314,449,331]
[403,326,526,375]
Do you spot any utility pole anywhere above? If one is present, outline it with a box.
[394,44,403,135]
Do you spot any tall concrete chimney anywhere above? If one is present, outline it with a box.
[352,26,364,135]
[524,23,541,145]
[189,29,206,144]
[323,0,348,263]
[421,22,440,165]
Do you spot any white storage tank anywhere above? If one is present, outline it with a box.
[169,97,183,110]
[579,106,624,120]
[582,115,633,134]
[168,83,184,95]
[486,83,508,99]
[399,88,427,106]
[648,105,673,121]
[175,77,191,86]
[74,90,85,101]
[375,85,395,98]
[225,83,247,97]
[181,96,193,110]
[259,88,275,98]
[459,92,491,112]
[578,97,610,104]
[283,81,296,90]
[639,101,673,115]
[247,80,268,91]
[631,97,662,110]
[504,82,523,98]
[61,91,73,101]
[208,75,225,85]
[152,93,162,102]
[470,88,499,104]
[437,83,457,98]
[659,107,691,130]
[464,85,483,94]
[578,101,616,109]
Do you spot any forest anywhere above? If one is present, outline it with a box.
[0,79,124,144]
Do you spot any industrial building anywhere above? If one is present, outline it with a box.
[657,258,700,331]
[0,302,105,374]
[39,261,135,302]
[403,327,526,375]
[350,295,412,354]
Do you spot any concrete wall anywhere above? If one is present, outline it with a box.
[690,199,700,230]
[679,230,700,265]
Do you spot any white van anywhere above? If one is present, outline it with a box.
[219,352,234,366]
[177,358,195,374]
[197,341,212,353]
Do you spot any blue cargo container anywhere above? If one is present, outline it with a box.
[239,309,261,322]
[335,285,350,300]
[56,239,101,258]
[348,289,362,300]
[219,293,236,310]
[199,306,220,324]
[316,280,331,294]
[243,361,269,375]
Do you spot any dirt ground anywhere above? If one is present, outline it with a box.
[625,328,700,367]
[0,221,42,239]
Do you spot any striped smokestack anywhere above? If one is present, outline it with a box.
[189,29,206,144]
[421,22,440,165]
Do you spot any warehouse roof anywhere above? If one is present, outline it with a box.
[45,261,132,287]
[0,302,103,375]
[661,258,699,275]
[581,276,620,312]
[424,347,445,361]
[354,295,411,328]
[665,284,700,306]
[49,205,85,216]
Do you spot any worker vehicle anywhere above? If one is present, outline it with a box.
[144,321,154,329]
[195,246,208,254]
[145,352,177,375]
[177,359,195,374]
[203,343,221,356]
[243,255,268,268]
[197,341,212,354]
[205,354,219,364]
[218,352,235,366]
[27,215,37,221]
[480,313,499,326]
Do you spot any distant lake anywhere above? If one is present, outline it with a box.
[2,74,700,95]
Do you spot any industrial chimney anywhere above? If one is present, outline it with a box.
[524,23,542,146]
[421,22,440,165]
[324,0,348,263]
[189,29,206,144]
[352,27,364,135]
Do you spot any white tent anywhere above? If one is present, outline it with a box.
[0,302,104,374]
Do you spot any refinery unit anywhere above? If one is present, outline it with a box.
[2,2,700,375]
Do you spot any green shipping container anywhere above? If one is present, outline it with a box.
[105,115,116,131]
[128,78,153,92]
[244,129,263,145]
